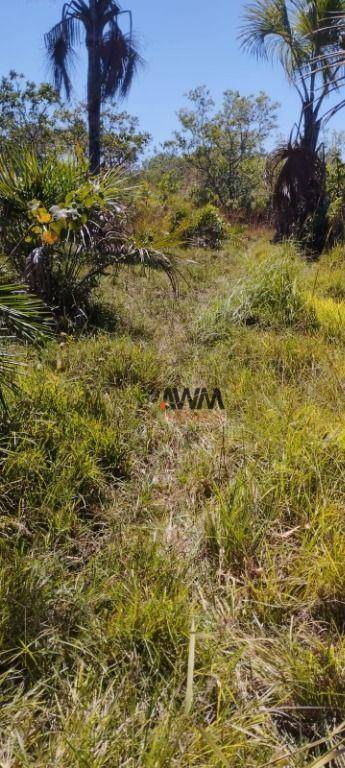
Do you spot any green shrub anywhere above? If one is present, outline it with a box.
[177,204,227,249]
[169,204,190,231]
[0,149,176,326]
[0,150,85,222]
[327,196,345,245]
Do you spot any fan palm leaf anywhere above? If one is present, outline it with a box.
[0,284,51,409]
[0,284,50,341]
[240,0,306,74]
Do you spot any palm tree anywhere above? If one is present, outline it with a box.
[240,0,345,249]
[45,1,142,173]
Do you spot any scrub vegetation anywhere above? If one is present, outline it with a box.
[2,1,345,766]
[2,236,345,766]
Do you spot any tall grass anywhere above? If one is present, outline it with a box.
[1,237,345,764]
[196,247,318,343]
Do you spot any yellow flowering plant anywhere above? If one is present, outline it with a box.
[0,150,175,325]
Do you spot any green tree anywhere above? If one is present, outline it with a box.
[0,72,60,153]
[0,72,149,171]
[54,102,151,167]
[167,86,278,215]
[240,0,345,248]
[45,1,142,173]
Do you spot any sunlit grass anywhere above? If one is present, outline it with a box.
[2,235,345,765]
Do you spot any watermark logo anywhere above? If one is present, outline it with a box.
[153,387,225,412]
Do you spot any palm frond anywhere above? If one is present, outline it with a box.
[0,284,51,410]
[307,1,345,87]
[45,15,80,99]
[240,0,345,85]
[240,0,305,70]
[96,165,136,206]
[0,150,40,211]
[112,244,180,295]
[45,2,142,102]
[100,25,143,100]
[0,284,51,341]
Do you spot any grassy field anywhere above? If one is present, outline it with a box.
[2,232,345,766]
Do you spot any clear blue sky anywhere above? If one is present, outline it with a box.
[1,0,344,148]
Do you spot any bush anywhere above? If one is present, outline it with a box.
[177,204,227,250]
[327,196,345,245]
[0,151,85,255]
[0,149,176,325]
[169,203,190,231]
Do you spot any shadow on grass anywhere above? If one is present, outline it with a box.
[78,301,154,341]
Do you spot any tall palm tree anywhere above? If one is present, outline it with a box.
[240,0,345,249]
[45,1,142,173]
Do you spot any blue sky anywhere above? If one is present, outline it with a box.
[0,0,344,149]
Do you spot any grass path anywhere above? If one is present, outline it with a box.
[2,234,345,765]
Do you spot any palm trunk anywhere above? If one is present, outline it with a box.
[277,100,327,254]
[301,102,320,155]
[86,1,102,174]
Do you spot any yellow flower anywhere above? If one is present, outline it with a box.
[36,208,52,224]
[42,229,59,245]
